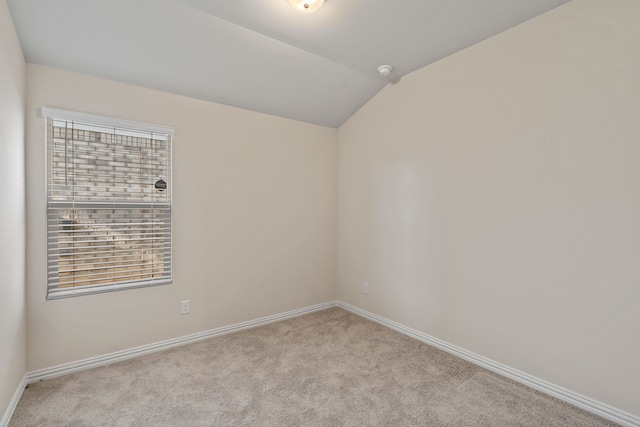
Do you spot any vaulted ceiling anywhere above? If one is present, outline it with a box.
[7,0,569,127]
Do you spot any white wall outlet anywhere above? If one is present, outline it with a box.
[362,283,369,294]
[180,300,191,315]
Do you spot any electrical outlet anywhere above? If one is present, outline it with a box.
[362,283,369,295]
[180,300,190,315]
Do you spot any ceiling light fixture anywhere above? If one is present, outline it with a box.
[289,0,324,13]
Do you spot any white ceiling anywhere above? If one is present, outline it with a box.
[7,0,569,128]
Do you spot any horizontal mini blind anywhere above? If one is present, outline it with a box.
[43,107,173,299]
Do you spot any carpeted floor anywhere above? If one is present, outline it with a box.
[10,307,616,426]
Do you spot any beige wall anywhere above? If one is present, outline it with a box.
[337,0,640,416]
[25,64,337,371]
[0,0,26,420]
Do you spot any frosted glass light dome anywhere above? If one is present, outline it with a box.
[289,0,325,13]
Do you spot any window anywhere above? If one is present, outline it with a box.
[43,107,173,299]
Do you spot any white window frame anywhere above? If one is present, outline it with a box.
[42,107,174,299]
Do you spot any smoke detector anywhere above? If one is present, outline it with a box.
[377,65,393,77]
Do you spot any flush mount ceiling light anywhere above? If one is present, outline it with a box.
[289,0,324,13]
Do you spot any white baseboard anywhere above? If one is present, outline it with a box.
[0,374,27,427]
[336,301,640,427]
[27,300,336,383]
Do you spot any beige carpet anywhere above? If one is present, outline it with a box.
[10,307,615,426]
